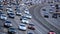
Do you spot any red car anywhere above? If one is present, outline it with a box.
[28,23,35,30]
[48,31,56,34]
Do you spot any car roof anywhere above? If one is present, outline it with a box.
[29,23,34,26]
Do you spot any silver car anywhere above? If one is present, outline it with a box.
[21,19,29,24]
[0,14,7,20]
[18,24,27,31]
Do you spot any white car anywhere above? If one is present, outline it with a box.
[18,24,27,31]
[16,12,22,16]
[21,19,29,24]
[0,14,7,20]
[24,10,30,14]
[24,14,32,19]
[21,15,32,19]
[6,8,12,11]
[25,9,29,11]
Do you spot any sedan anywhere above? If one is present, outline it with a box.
[22,14,32,19]
[8,13,15,18]
[7,11,13,14]
[20,17,28,20]
[0,14,7,20]
[16,9,22,16]
[28,23,35,30]
[6,8,12,11]
[4,20,12,28]
[16,11,22,16]
[18,24,27,31]
[8,27,16,34]
[52,13,57,18]
[21,19,29,24]
[0,5,3,10]
[24,10,30,14]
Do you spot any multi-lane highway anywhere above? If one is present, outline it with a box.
[29,2,60,34]
[0,0,60,34]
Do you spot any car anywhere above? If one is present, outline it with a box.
[27,32,33,34]
[0,11,3,15]
[52,13,57,18]
[3,1,8,5]
[16,11,22,16]
[11,2,17,5]
[42,9,46,11]
[8,27,16,34]
[24,8,29,11]
[49,9,53,13]
[7,10,13,14]
[7,5,11,8]
[28,23,35,30]
[44,12,49,18]
[48,31,56,34]
[55,4,59,9]
[20,16,28,20]
[0,13,7,20]
[4,20,12,28]
[24,10,30,14]
[0,0,3,2]
[6,8,12,11]
[16,9,22,16]
[18,24,27,31]
[8,13,15,18]
[22,14,32,19]
[50,4,55,8]
[21,19,29,24]
[0,5,3,10]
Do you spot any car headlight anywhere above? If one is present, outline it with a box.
[10,24,12,26]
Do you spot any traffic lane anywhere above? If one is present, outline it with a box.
[33,4,60,34]
[29,4,49,34]
[40,4,60,30]
[30,19,49,34]
[29,3,60,34]
[29,3,50,30]
[14,16,26,34]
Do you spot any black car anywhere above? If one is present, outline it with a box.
[8,27,16,34]
[8,13,15,18]
[44,15,49,18]
[52,14,57,18]
[4,20,12,28]
[55,4,59,9]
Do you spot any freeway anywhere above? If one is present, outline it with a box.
[29,3,60,34]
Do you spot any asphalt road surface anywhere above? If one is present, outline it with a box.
[29,3,60,34]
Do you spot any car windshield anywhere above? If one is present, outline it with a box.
[10,28,15,30]
[9,11,13,12]
[6,21,11,23]
[2,15,6,17]
[20,25,25,27]
[28,32,33,34]
[29,24,34,26]
[16,9,20,11]
[10,13,14,15]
